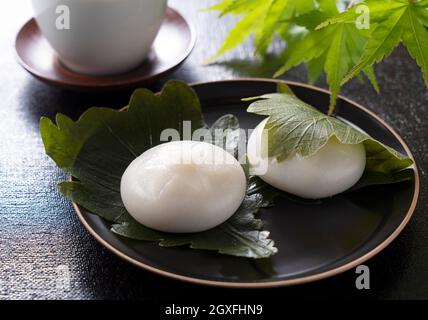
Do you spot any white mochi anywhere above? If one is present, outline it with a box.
[121,141,247,233]
[247,119,366,199]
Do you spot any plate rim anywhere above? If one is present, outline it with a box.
[72,78,420,288]
[14,7,197,91]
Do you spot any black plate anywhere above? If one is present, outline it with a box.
[74,79,419,288]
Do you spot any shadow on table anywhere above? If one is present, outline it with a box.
[208,54,283,79]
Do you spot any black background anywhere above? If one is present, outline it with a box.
[0,1,427,300]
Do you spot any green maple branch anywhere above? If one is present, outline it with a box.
[207,0,428,115]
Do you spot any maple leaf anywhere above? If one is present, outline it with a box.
[321,0,428,88]
[275,1,376,114]
[207,0,427,114]
[206,0,318,61]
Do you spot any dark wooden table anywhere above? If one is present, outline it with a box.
[1,1,427,300]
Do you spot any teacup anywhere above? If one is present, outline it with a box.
[32,0,167,75]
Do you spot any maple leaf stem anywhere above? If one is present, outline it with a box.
[328,104,335,116]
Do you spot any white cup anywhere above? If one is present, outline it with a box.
[32,0,167,75]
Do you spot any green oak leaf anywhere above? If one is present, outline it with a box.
[40,81,277,259]
[245,92,413,174]
[40,81,204,191]
[112,192,277,259]
[347,168,414,193]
